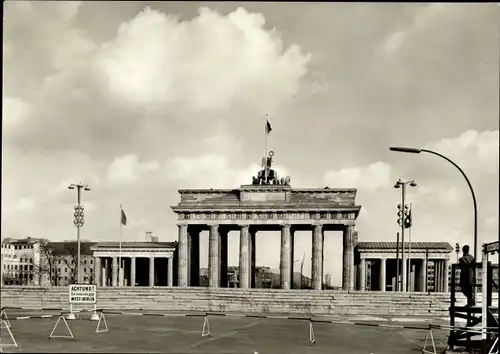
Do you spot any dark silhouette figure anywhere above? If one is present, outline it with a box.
[459,245,475,307]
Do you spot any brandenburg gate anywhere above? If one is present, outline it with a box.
[172,152,361,290]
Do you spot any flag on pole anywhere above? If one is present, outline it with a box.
[121,207,127,226]
[265,120,272,135]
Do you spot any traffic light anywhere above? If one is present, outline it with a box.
[404,206,412,229]
[397,204,403,226]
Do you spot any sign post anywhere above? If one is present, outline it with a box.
[67,284,99,321]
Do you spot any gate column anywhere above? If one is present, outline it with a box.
[312,224,323,290]
[343,225,355,291]
[239,224,250,288]
[177,224,188,287]
[209,224,220,288]
[280,224,292,289]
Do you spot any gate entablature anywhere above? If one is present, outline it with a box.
[171,186,361,229]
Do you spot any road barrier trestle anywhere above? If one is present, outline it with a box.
[201,314,211,338]
[96,312,108,334]
[49,315,75,340]
[422,328,437,354]
[0,309,11,329]
[309,319,315,345]
[488,337,498,354]
[0,319,18,348]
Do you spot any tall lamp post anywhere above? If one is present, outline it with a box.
[395,179,417,292]
[389,147,478,264]
[68,183,91,284]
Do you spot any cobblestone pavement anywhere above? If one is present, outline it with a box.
[1,310,451,353]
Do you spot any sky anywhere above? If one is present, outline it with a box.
[3,2,499,285]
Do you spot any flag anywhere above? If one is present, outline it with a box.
[265,120,272,135]
[121,207,127,226]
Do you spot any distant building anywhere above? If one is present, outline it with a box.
[1,237,42,285]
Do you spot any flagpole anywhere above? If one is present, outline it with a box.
[407,203,412,291]
[264,113,268,184]
[119,204,123,287]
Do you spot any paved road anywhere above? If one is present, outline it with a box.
[1,310,450,353]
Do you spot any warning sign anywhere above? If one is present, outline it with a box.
[69,284,97,304]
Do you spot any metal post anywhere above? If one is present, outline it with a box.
[481,244,488,354]
[424,248,429,293]
[396,232,400,291]
[76,186,81,284]
[401,184,406,292]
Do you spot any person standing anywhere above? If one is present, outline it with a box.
[459,245,475,307]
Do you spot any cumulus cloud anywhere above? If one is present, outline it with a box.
[106,154,160,185]
[323,162,392,191]
[4,4,311,157]
[324,129,498,252]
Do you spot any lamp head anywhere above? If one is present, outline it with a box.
[68,185,75,190]
[389,146,422,154]
[410,181,417,187]
[84,187,91,191]
[394,183,401,189]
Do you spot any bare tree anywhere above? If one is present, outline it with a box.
[33,239,57,286]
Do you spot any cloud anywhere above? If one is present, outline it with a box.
[323,129,498,252]
[4,4,311,157]
[106,154,160,185]
[13,198,36,212]
[323,162,392,191]
[164,153,291,189]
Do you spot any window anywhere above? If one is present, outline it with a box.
[24,265,28,271]
[64,276,68,281]
[65,268,67,273]
[90,259,93,265]
[14,265,18,270]
[29,265,33,271]
[58,268,61,273]
[84,260,87,265]
[59,260,61,265]
[29,258,33,263]
[84,268,87,273]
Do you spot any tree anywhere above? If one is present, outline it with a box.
[34,239,57,286]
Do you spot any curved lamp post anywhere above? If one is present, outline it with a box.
[389,146,478,263]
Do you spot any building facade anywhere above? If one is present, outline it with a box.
[355,242,453,292]
[1,237,41,285]
[90,241,177,287]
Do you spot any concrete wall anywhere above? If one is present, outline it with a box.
[1,286,496,318]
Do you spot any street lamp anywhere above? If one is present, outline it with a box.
[68,183,91,284]
[395,179,417,292]
[389,146,478,263]
[455,243,460,263]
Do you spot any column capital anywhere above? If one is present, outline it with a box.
[238,224,250,229]
[280,224,291,229]
[208,224,219,231]
[177,223,188,229]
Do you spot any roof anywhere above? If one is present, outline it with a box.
[48,242,96,255]
[2,237,40,244]
[357,242,453,251]
[91,241,177,249]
